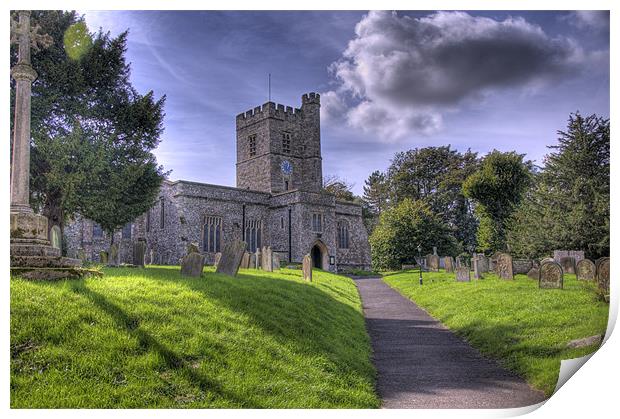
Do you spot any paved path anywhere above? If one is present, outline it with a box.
[355,277,547,409]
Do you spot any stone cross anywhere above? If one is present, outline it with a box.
[10,11,52,214]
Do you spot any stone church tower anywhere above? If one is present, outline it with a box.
[236,93,322,193]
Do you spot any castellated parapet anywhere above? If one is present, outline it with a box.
[236,101,302,129]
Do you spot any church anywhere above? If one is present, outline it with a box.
[65,92,371,272]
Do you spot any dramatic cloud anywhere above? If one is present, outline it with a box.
[324,11,585,141]
[569,11,610,31]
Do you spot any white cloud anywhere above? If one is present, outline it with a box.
[326,11,586,142]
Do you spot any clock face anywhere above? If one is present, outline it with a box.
[281,160,293,175]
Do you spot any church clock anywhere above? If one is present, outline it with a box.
[281,160,293,176]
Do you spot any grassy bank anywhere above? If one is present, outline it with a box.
[383,270,609,396]
[11,266,379,408]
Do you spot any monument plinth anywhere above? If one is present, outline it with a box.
[10,11,86,280]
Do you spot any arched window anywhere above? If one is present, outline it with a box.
[337,221,349,249]
[122,223,132,239]
[203,216,222,252]
[245,219,262,253]
[92,223,103,238]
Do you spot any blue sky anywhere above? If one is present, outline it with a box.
[81,10,609,195]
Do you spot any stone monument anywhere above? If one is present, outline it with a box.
[539,261,563,289]
[302,254,312,282]
[215,240,246,277]
[255,249,262,269]
[214,252,222,268]
[427,255,440,272]
[241,252,250,269]
[596,257,610,299]
[576,259,595,281]
[444,256,454,273]
[181,252,206,277]
[496,253,514,280]
[262,246,273,272]
[273,253,281,270]
[133,239,146,267]
[109,243,119,267]
[9,11,83,280]
[455,266,470,282]
[559,256,576,274]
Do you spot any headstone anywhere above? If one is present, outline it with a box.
[109,243,119,267]
[302,254,312,282]
[539,261,563,289]
[428,255,440,272]
[596,257,610,298]
[455,266,470,282]
[476,254,489,273]
[241,252,250,269]
[262,246,273,272]
[50,225,62,250]
[255,250,262,269]
[527,267,539,280]
[273,253,281,270]
[554,250,585,264]
[496,253,514,280]
[181,252,205,277]
[512,259,533,275]
[540,257,554,265]
[444,256,455,273]
[215,240,246,277]
[433,246,437,256]
[249,253,257,269]
[472,256,482,279]
[560,256,576,274]
[187,242,200,254]
[99,251,108,264]
[401,264,417,270]
[133,240,146,267]
[576,259,596,281]
[214,252,222,268]
[149,249,154,265]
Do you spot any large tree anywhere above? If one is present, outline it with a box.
[384,146,479,249]
[369,198,459,270]
[507,113,610,259]
[10,11,166,241]
[463,150,532,253]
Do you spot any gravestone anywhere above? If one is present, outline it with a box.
[560,256,576,274]
[554,250,584,264]
[527,267,539,280]
[214,252,222,268]
[476,254,489,273]
[576,259,596,281]
[428,255,440,272]
[187,242,200,254]
[149,249,154,265]
[444,256,455,273]
[455,266,470,282]
[133,240,146,267]
[496,253,514,280]
[539,261,563,289]
[512,259,533,275]
[241,252,250,269]
[255,249,262,269]
[109,243,119,267]
[302,254,312,282]
[181,252,205,277]
[596,257,610,298]
[472,255,482,279]
[99,251,108,264]
[50,225,62,250]
[273,253,281,270]
[215,240,246,277]
[262,246,273,272]
[249,253,257,269]
[401,264,417,270]
[433,246,437,256]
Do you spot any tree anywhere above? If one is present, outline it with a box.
[507,113,610,259]
[369,198,459,270]
[323,174,356,202]
[385,146,479,249]
[10,11,167,243]
[362,170,389,214]
[463,150,532,253]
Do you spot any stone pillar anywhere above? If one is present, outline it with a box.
[11,11,37,214]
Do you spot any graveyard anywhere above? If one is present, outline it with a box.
[10,265,379,408]
[383,268,609,396]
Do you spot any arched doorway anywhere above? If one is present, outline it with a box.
[310,240,329,270]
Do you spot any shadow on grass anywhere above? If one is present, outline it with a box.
[68,280,254,407]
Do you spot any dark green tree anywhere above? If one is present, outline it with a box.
[10,11,167,242]
[507,113,610,259]
[362,170,389,214]
[385,146,479,249]
[369,198,459,270]
[463,150,532,253]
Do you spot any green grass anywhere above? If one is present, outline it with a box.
[11,266,379,408]
[382,270,609,396]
